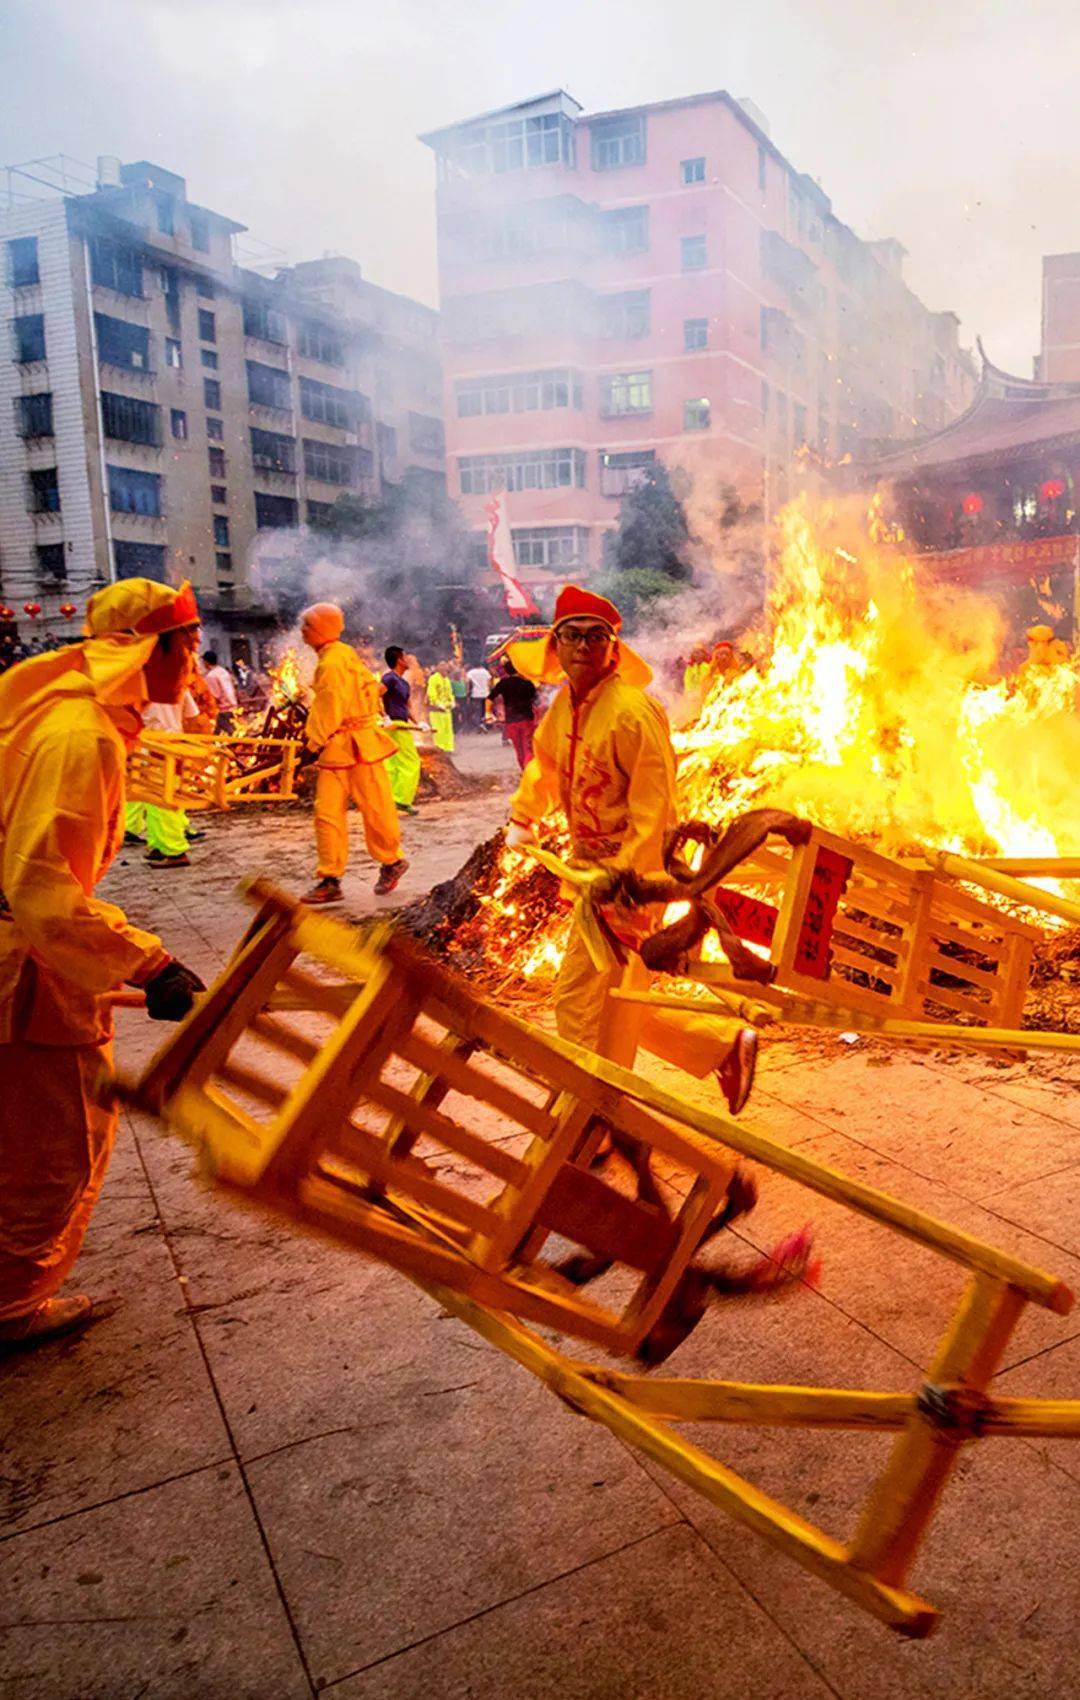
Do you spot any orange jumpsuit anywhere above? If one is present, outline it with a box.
[510,670,737,1075]
[308,641,402,878]
[0,642,168,1320]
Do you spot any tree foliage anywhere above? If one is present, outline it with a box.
[610,463,694,583]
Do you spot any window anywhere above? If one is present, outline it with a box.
[90,237,142,297]
[298,322,345,365]
[512,526,588,567]
[190,214,210,253]
[793,402,807,445]
[15,392,54,438]
[681,157,706,185]
[165,337,182,369]
[250,427,296,473]
[108,464,162,515]
[213,514,230,547]
[171,409,187,440]
[591,114,646,170]
[208,446,226,477]
[155,194,175,236]
[242,299,287,344]
[114,540,166,580]
[37,543,66,582]
[161,265,181,331]
[299,375,356,428]
[458,447,586,495]
[455,368,582,418]
[210,484,227,504]
[684,397,711,431]
[684,317,708,352]
[446,109,574,177]
[206,417,223,440]
[197,309,216,343]
[254,491,298,529]
[203,377,221,410]
[197,278,215,300]
[95,313,150,371]
[29,467,60,512]
[600,370,652,417]
[247,360,291,411]
[681,234,707,272]
[408,412,445,455]
[758,145,767,192]
[761,379,770,420]
[216,552,232,575]
[599,290,650,339]
[200,348,219,369]
[602,206,649,254]
[12,314,46,363]
[303,438,361,485]
[307,500,334,525]
[598,448,655,497]
[377,423,397,466]
[8,236,39,288]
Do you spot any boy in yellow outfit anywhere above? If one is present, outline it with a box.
[505,585,757,1114]
[426,661,455,752]
[300,603,409,905]
[0,578,206,1351]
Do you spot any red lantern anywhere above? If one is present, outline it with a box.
[0,606,13,622]
[962,492,983,516]
[59,602,77,619]
[1041,478,1065,501]
[23,602,41,619]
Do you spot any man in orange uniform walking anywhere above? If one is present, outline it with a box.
[300,602,409,905]
[505,585,757,1113]
[0,579,206,1350]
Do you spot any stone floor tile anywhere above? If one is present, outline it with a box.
[0,1463,310,1700]
[978,1161,1080,1259]
[330,1524,834,1700]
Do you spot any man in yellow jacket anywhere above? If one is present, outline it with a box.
[426,661,456,752]
[505,584,757,1114]
[300,602,409,905]
[0,578,206,1351]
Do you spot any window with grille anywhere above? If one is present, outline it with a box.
[37,543,66,582]
[250,428,296,473]
[456,368,582,417]
[165,338,182,369]
[307,501,334,525]
[684,318,708,351]
[303,438,360,485]
[216,552,232,575]
[298,322,345,365]
[684,397,711,431]
[206,416,223,440]
[247,361,291,411]
[599,291,650,339]
[100,391,160,446]
[13,314,46,363]
[681,157,706,185]
[171,409,187,440]
[15,392,53,438]
[95,313,150,371]
[108,464,162,515]
[90,238,143,297]
[208,446,226,477]
[114,540,166,580]
[591,114,646,170]
[598,448,656,497]
[198,309,216,343]
[204,377,221,410]
[408,412,445,454]
[299,375,355,428]
[681,234,707,272]
[29,467,60,512]
[8,237,39,288]
[600,371,652,417]
[213,514,230,546]
[458,447,586,495]
[201,348,218,369]
[243,299,287,344]
[602,206,649,254]
[447,110,573,176]
[254,492,298,529]
[511,527,588,567]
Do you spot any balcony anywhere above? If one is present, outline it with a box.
[252,463,298,492]
[111,509,166,537]
[248,400,295,431]
[31,508,63,534]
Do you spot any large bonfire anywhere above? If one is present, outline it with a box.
[415,496,1080,994]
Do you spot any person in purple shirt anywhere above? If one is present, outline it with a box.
[381,645,422,814]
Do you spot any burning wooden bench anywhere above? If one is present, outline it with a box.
[126,732,301,812]
[116,879,1080,1637]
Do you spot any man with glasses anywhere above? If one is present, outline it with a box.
[504,584,757,1115]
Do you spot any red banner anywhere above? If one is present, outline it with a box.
[793,846,853,980]
[712,887,778,948]
[923,535,1079,584]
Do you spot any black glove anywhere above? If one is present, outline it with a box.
[143,959,206,1022]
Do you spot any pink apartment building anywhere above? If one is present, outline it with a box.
[1041,251,1080,381]
[421,90,975,585]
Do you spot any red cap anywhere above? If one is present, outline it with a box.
[551,584,622,634]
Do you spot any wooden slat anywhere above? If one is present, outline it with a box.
[279,967,358,1018]
[920,947,1003,995]
[829,942,903,988]
[398,1030,555,1138]
[537,1163,678,1272]
[588,1373,917,1429]
[366,1077,529,1187]
[216,1057,289,1109]
[249,1011,321,1065]
[329,1123,502,1237]
[832,913,904,954]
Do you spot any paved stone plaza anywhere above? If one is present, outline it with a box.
[2,734,1078,1699]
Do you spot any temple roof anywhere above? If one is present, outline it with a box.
[858,346,1080,482]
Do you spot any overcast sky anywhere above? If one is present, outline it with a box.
[2,0,1078,374]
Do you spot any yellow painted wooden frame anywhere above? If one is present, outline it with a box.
[116,881,1080,1639]
[126,732,299,811]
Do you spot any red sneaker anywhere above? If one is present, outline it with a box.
[303,877,344,905]
[374,858,409,896]
[717,1027,758,1116]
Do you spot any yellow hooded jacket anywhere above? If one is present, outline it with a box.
[509,671,677,875]
[0,585,179,1046]
[307,641,396,770]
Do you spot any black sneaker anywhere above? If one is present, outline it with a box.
[145,849,190,869]
[123,831,144,846]
[303,876,344,906]
[374,858,409,896]
[186,826,208,842]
